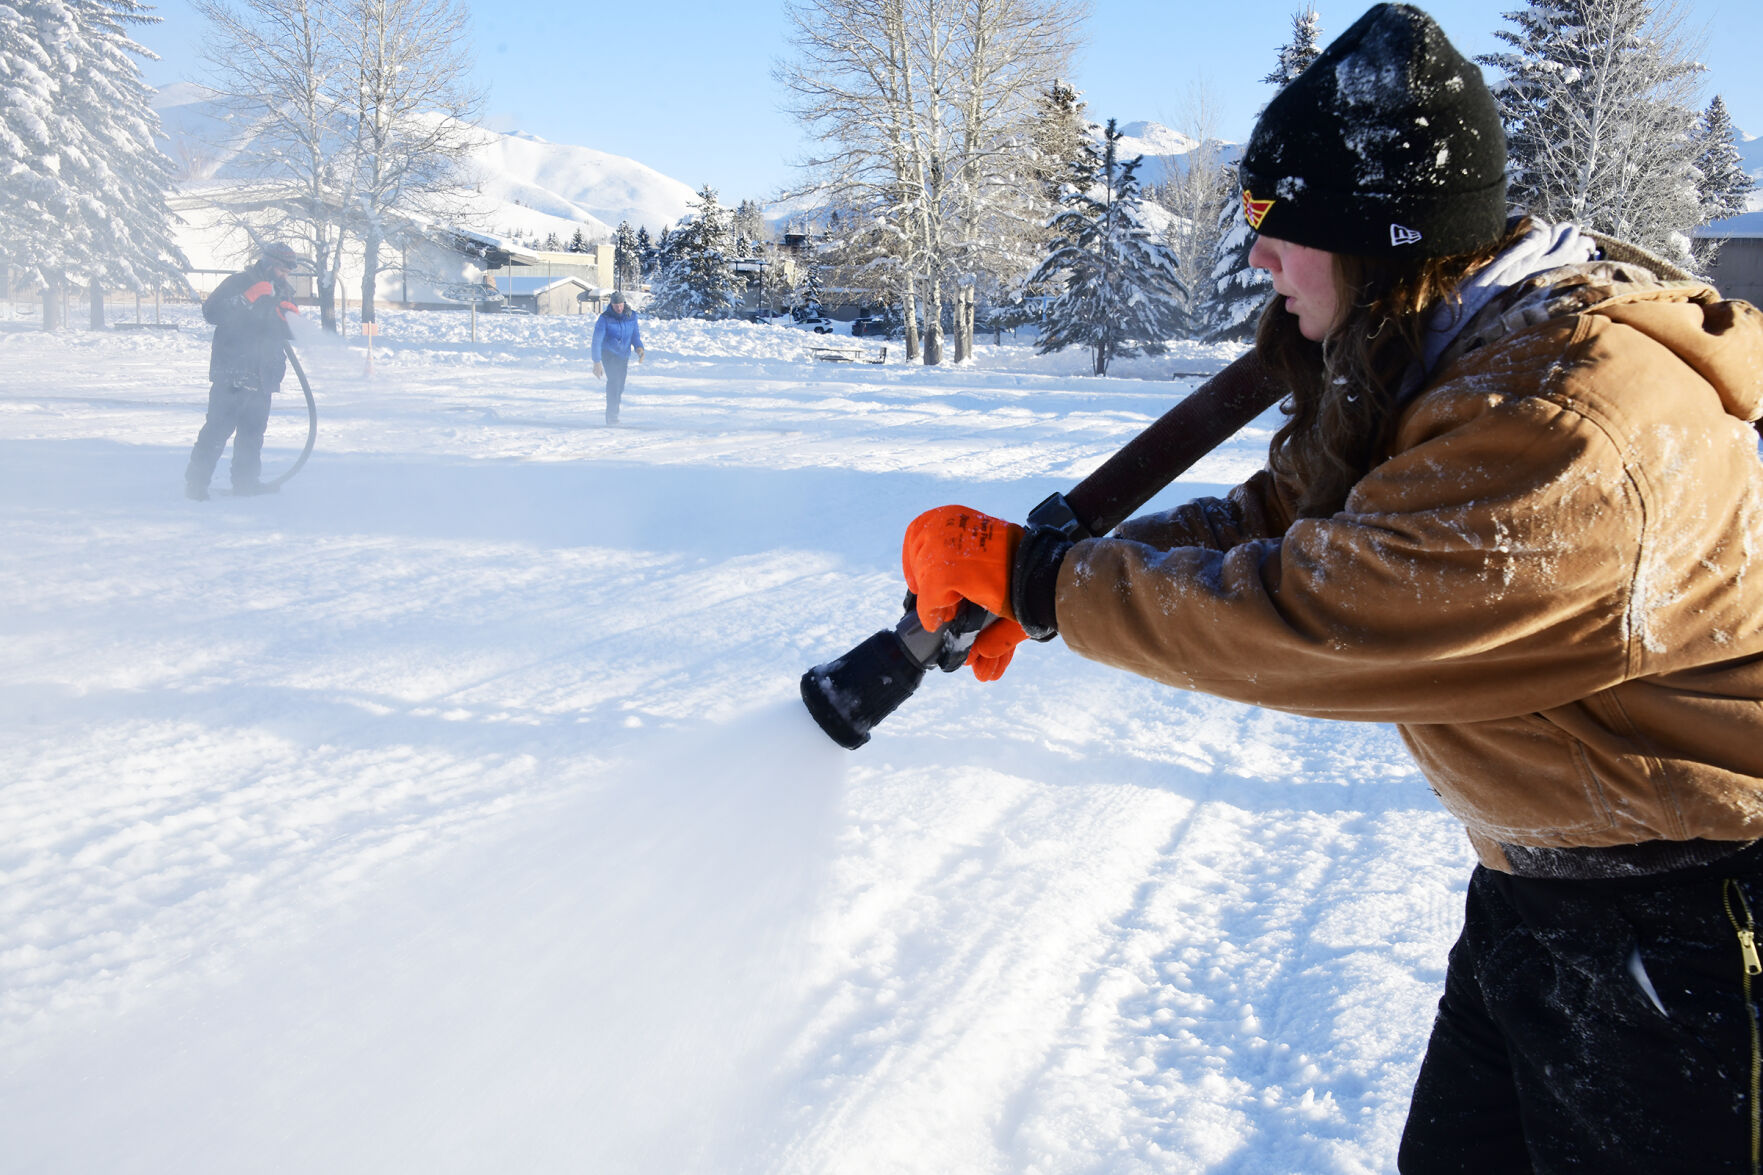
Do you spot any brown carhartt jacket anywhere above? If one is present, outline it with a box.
[1055,263,1763,872]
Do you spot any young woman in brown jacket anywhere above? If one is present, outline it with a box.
[901,4,1763,1170]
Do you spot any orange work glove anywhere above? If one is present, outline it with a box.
[278,300,298,318]
[901,504,1022,631]
[243,280,275,303]
[968,618,1030,682]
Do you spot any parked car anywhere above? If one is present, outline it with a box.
[850,315,880,337]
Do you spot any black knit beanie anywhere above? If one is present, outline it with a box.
[1238,3,1508,258]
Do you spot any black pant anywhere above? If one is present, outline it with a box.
[1400,851,1763,1173]
[602,353,629,423]
[186,377,274,489]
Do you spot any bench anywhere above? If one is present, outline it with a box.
[809,345,888,364]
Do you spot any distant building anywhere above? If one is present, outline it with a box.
[500,274,595,315]
[1693,209,1763,307]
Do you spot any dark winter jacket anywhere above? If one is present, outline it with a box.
[591,306,643,361]
[1054,261,1763,873]
[204,262,293,388]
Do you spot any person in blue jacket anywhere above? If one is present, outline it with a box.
[591,291,644,425]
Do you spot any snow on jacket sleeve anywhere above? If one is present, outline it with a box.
[1056,318,1678,727]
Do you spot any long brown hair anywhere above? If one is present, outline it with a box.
[1258,218,1533,518]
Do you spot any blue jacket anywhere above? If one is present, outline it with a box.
[592,306,643,361]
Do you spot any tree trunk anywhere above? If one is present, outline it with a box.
[903,279,920,362]
[922,282,944,366]
[89,280,106,330]
[968,294,978,353]
[316,239,339,333]
[41,275,62,331]
[955,286,975,362]
[359,231,380,325]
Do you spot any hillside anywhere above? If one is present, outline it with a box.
[151,83,699,246]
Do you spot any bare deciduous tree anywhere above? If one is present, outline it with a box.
[778,0,1085,365]
[1481,0,1706,260]
[195,0,353,330]
[1150,84,1235,337]
[194,0,478,330]
[338,0,480,327]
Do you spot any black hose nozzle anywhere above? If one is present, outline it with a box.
[799,626,928,750]
[799,599,987,748]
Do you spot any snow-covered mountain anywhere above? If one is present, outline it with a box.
[150,83,698,242]
[1106,119,1242,187]
[462,128,697,238]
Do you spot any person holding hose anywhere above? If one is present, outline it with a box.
[591,290,644,425]
[899,5,1763,1170]
[185,242,301,499]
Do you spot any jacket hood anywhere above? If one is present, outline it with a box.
[1442,260,1763,428]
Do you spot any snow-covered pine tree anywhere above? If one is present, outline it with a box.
[636,226,655,277]
[0,0,189,329]
[646,186,744,320]
[1028,119,1186,376]
[1480,0,1705,261]
[613,221,639,288]
[795,258,824,316]
[1203,7,1321,342]
[1689,95,1755,270]
[1693,96,1754,223]
[1262,6,1322,86]
[732,199,768,256]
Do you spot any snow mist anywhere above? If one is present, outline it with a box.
[2,702,847,1174]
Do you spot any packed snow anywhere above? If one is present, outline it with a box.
[0,304,1475,1174]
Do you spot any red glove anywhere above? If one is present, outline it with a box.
[277,301,299,320]
[901,504,1022,630]
[969,619,1029,682]
[243,281,274,303]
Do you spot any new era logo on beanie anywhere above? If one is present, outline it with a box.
[1238,3,1507,258]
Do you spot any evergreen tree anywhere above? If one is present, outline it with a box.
[1481,0,1704,260]
[646,186,744,319]
[1,0,189,328]
[1204,8,1320,342]
[1262,6,1323,85]
[1689,94,1755,269]
[1028,120,1186,376]
[795,258,824,315]
[568,227,588,253]
[732,199,768,254]
[636,226,654,277]
[613,221,640,288]
[1693,95,1754,223]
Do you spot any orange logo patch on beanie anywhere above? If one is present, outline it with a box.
[1242,190,1276,230]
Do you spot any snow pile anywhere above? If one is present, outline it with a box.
[0,310,1471,1173]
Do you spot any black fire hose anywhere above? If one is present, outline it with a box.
[263,342,317,489]
[800,351,1283,749]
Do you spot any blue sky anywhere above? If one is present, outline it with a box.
[135,0,1763,202]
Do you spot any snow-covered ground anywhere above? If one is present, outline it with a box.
[0,306,1474,1174]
